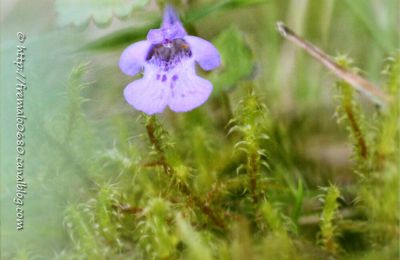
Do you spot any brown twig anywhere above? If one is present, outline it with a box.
[276,22,391,106]
[142,160,165,168]
[115,204,144,215]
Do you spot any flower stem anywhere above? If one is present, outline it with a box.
[343,104,368,159]
[340,85,368,160]
[145,117,225,229]
[248,151,259,203]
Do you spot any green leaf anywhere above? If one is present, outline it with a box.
[342,0,396,52]
[55,0,149,27]
[81,21,159,51]
[184,0,269,24]
[210,27,253,94]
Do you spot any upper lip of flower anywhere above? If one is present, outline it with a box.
[119,5,221,115]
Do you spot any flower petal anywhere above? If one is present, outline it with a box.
[162,5,181,27]
[184,36,221,71]
[147,29,163,44]
[119,40,152,76]
[124,76,169,115]
[161,5,186,39]
[167,70,213,112]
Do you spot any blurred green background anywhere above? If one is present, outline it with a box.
[1,0,398,259]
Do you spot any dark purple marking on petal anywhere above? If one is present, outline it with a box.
[162,75,167,82]
[156,74,161,80]
[170,82,175,97]
[172,75,179,81]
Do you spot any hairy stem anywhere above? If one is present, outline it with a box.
[340,84,368,160]
[248,151,259,203]
[343,104,368,159]
[145,117,225,229]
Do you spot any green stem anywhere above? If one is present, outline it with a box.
[248,150,259,203]
[145,117,226,229]
[341,86,368,159]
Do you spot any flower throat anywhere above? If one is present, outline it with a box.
[146,39,192,72]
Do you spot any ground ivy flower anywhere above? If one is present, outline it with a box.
[119,6,221,115]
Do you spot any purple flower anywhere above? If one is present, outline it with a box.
[119,6,221,115]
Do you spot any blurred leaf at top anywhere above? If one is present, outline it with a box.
[211,27,253,94]
[183,0,269,23]
[82,0,268,51]
[55,0,149,27]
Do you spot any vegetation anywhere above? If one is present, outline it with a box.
[1,0,398,259]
